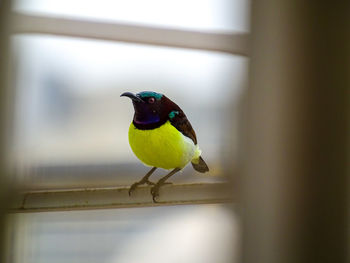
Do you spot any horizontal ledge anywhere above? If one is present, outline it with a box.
[11,182,232,213]
[10,12,249,56]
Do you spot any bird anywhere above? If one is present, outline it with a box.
[121,91,209,202]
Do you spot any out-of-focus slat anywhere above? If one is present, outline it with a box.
[10,12,249,56]
[11,183,231,213]
[240,0,349,263]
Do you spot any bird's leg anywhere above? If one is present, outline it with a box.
[151,168,181,202]
[129,167,157,196]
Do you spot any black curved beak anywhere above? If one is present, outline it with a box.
[120,92,143,103]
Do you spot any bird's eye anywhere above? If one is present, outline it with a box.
[148,97,155,104]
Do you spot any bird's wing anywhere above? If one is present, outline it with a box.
[170,112,197,145]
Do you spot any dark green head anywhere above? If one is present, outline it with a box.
[121,91,182,129]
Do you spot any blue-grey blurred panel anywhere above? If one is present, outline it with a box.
[11,35,247,186]
[12,205,238,263]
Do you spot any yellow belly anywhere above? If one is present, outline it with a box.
[128,121,201,169]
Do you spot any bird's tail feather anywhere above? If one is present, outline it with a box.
[191,156,209,173]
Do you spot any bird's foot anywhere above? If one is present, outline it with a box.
[150,181,172,203]
[128,179,155,196]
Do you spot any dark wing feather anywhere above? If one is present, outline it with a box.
[170,112,197,145]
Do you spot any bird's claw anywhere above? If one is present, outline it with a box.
[150,182,172,202]
[128,179,155,196]
[128,183,138,196]
[150,186,159,202]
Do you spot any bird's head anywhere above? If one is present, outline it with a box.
[121,91,181,128]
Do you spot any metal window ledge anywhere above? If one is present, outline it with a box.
[11,183,232,213]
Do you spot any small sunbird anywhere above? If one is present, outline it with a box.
[121,91,209,202]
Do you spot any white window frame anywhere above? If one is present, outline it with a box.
[9,12,249,212]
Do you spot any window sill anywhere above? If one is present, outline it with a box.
[12,182,232,212]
